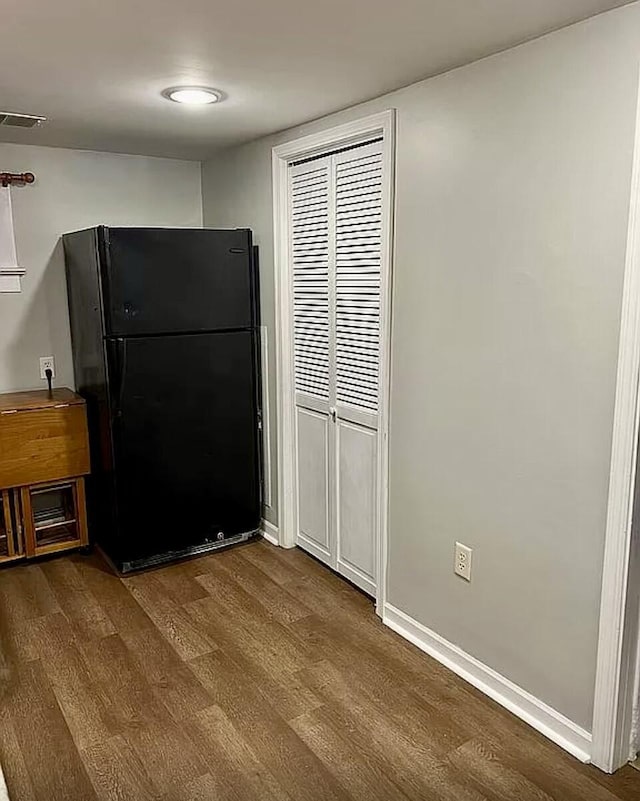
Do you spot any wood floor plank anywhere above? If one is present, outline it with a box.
[300,659,492,801]
[80,734,160,801]
[3,659,98,801]
[212,547,314,623]
[240,539,308,586]
[0,709,37,801]
[241,541,371,621]
[2,563,61,620]
[277,570,366,621]
[172,771,262,801]
[120,717,208,800]
[123,573,217,661]
[290,614,472,755]
[476,727,629,801]
[152,563,211,605]
[0,566,61,665]
[80,633,174,733]
[270,544,371,609]
[71,554,155,636]
[589,766,640,801]
[447,740,555,801]
[193,571,316,672]
[290,709,411,801]
[187,704,293,801]
[40,559,116,641]
[170,773,231,801]
[118,622,214,722]
[28,612,116,749]
[189,649,352,801]
[293,594,464,697]
[78,635,209,796]
[185,596,322,721]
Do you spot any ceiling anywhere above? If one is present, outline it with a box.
[0,0,632,161]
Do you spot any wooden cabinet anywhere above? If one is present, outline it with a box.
[0,389,90,564]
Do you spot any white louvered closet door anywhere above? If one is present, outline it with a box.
[290,156,334,567]
[289,141,384,596]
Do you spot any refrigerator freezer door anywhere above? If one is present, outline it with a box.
[101,228,256,336]
[107,331,260,567]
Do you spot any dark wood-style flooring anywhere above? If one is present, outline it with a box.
[0,539,639,800]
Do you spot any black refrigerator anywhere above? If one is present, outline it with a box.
[63,227,262,573]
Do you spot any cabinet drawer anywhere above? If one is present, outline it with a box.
[0,404,90,489]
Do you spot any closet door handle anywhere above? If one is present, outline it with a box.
[330,407,337,422]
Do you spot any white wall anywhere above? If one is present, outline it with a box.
[0,143,202,393]
[201,3,640,732]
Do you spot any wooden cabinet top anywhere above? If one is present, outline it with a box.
[0,388,85,414]
[0,388,89,489]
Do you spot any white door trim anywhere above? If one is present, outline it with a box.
[272,110,396,615]
[591,68,640,773]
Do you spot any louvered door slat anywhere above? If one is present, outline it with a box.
[334,145,383,414]
[291,163,331,400]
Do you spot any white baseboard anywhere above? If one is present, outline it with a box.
[261,519,279,547]
[0,765,9,801]
[383,603,592,764]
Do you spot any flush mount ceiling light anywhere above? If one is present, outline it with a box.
[162,86,223,105]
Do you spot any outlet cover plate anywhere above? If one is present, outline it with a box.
[454,541,473,581]
[39,356,55,380]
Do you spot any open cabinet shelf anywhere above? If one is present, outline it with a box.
[0,479,88,564]
[0,478,89,564]
[21,478,88,558]
[0,388,91,566]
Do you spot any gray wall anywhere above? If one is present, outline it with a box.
[0,143,202,393]
[202,4,640,730]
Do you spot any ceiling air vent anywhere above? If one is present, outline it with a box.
[0,112,46,128]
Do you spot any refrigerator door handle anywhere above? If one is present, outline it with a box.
[110,337,127,418]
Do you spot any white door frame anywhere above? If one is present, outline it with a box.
[591,70,640,773]
[272,109,395,615]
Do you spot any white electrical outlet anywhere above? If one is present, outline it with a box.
[454,542,473,581]
[39,356,55,380]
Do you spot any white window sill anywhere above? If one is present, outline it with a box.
[0,267,25,293]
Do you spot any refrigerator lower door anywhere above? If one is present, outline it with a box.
[106,331,260,571]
